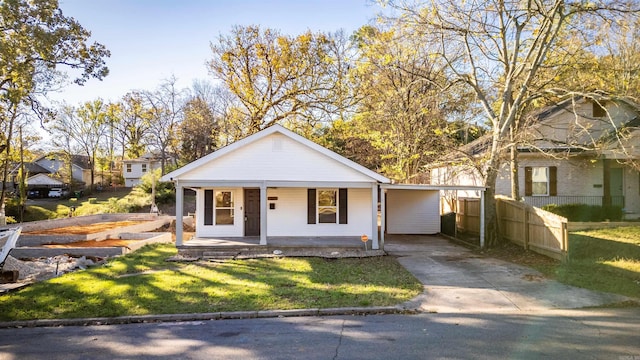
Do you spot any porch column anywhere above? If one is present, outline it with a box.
[480,189,485,249]
[260,182,267,245]
[371,184,379,250]
[380,188,386,250]
[175,182,184,246]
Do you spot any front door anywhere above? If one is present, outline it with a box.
[244,189,261,236]
[610,168,624,207]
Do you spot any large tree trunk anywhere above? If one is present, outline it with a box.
[483,132,504,248]
[0,109,18,225]
[483,167,500,248]
[510,144,520,200]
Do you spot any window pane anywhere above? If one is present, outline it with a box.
[215,209,234,225]
[319,208,337,223]
[532,167,548,182]
[532,182,548,195]
[532,167,549,195]
[216,191,232,207]
[318,190,336,206]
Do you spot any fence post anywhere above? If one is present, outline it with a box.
[562,221,569,263]
[480,193,485,249]
[463,199,468,233]
[523,207,529,250]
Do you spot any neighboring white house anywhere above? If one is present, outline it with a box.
[122,156,162,187]
[430,96,640,218]
[162,125,398,250]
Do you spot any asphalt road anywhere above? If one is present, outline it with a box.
[1,309,639,360]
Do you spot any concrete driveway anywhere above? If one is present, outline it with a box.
[385,235,632,313]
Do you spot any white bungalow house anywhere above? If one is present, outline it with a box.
[430,96,640,218]
[162,125,392,249]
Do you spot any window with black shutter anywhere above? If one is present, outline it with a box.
[307,188,348,224]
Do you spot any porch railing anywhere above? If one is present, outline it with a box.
[523,196,625,208]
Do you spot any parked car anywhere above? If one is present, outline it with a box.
[48,188,63,198]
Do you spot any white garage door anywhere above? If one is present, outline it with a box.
[386,189,440,234]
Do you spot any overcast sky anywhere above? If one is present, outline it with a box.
[50,0,380,105]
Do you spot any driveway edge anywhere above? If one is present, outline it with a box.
[0,306,418,328]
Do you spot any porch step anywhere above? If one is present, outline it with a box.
[202,251,242,260]
[198,248,386,260]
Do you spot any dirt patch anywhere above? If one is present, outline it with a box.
[478,242,559,267]
[522,274,546,282]
[42,239,144,249]
[24,221,148,235]
[2,255,102,282]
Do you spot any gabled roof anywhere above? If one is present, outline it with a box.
[27,173,64,186]
[162,124,390,183]
[123,152,176,164]
[434,95,640,165]
[34,153,92,170]
[8,162,50,176]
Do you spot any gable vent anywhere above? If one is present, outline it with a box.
[272,138,283,152]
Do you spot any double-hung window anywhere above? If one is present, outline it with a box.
[525,166,557,196]
[215,191,234,225]
[531,167,549,196]
[126,164,132,173]
[318,190,337,223]
[141,164,147,173]
[307,188,348,224]
[204,190,234,225]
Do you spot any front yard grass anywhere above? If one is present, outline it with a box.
[0,244,423,321]
[485,226,640,300]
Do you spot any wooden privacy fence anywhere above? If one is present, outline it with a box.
[456,197,481,236]
[457,196,568,261]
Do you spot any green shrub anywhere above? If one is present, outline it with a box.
[542,203,623,221]
[155,187,175,205]
[137,169,175,205]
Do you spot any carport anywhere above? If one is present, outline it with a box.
[380,184,486,249]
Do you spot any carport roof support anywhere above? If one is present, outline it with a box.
[380,184,486,249]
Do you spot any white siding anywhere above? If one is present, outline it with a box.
[195,187,245,237]
[27,174,63,186]
[182,133,376,182]
[386,190,440,234]
[266,188,373,237]
[122,161,161,187]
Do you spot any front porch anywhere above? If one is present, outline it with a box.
[178,236,383,259]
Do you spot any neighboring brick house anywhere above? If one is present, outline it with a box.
[430,96,640,218]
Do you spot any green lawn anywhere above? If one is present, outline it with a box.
[16,188,146,222]
[532,226,640,299]
[0,244,423,321]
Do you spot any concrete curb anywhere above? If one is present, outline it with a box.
[0,306,418,329]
